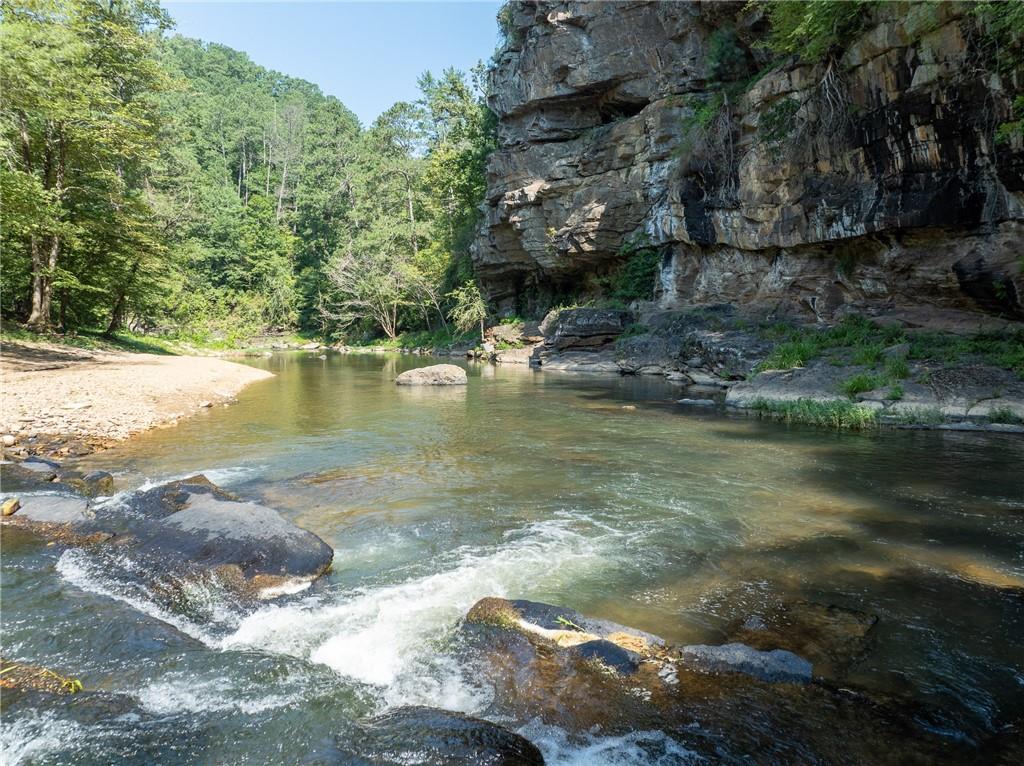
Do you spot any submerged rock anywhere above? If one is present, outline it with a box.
[336,706,545,766]
[0,658,84,696]
[395,364,468,386]
[679,642,812,683]
[727,600,878,681]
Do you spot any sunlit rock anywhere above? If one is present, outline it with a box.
[394,364,469,386]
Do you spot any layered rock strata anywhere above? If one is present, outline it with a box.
[474,1,1024,323]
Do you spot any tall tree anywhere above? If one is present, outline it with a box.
[0,0,169,329]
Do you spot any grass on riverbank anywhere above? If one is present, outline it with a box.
[749,397,879,429]
[0,323,325,355]
[1,325,180,355]
[756,316,1024,379]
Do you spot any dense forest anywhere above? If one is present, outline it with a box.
[1,0,493,344]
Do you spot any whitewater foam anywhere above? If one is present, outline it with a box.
[137,674,301,715]
[0,713,85,766]
[519,719,703,766]
[218,516,626,709]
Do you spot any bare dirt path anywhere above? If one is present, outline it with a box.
[1,340,273,454]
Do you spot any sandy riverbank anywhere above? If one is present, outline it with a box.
[1,340,273,455]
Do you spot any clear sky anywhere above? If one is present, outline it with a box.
[163,1,503,126]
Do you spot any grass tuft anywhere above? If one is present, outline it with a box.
[749,397,879,430]
[840,373,881,398]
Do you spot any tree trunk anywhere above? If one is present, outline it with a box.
[407,183,418,258]
[276,157,289,221]
[27,126,64,330]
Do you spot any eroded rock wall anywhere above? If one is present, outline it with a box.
[474,0,1024,323]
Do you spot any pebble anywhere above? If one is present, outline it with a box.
[2,434,15,447]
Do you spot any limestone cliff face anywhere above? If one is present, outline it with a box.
[473,1,1024,322]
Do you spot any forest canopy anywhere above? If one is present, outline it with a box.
[1,0,495,344]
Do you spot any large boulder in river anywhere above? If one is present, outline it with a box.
[109,476,335,594]
[333,706,544,766]
[395,364,468,386]
[458,597,972,762]
[2,475,334,599]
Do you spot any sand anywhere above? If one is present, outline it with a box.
[1,340,273,452]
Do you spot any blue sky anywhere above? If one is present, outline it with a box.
[163,1,503,126]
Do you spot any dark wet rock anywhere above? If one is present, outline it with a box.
[336,706,545,766]
[2,475,334,600]
[124,491,334,589]
[93,475,335,594]
[395,364,468,386]
[728,601,878,680]
[679,642,812,683]
[574,639,639,674]
[540,308,632,352]
[460,598,983,764]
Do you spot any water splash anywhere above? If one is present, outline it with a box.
[519,719,703,765]
[0,713,85,766]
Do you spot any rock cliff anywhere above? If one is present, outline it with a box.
[473,1,1024,324]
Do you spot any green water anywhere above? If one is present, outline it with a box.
[2,352,1022,764]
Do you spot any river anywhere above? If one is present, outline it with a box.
[2,352,1022,764]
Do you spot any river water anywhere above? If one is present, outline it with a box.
[2,352,1023,764]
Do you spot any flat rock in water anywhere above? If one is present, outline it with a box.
[466,597,665,665]
[679,642,813,683]
[14,494,92,524]
[395,364,468,386]
[337,706,545,766]
[140,492,334,583]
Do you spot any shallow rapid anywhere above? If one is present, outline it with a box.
[3,352,1023,764]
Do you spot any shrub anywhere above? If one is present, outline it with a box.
[608,235,662,302]
[851,344,884,367]
[759,98,801,144]
[706,27,749,85]
[987,406,1024,425]
[757,339,821,371]
[761,0,877,61]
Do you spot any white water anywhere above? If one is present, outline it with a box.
[221,517,629,705]
[0,713,86,766]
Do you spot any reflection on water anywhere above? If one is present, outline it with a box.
[2,352,1023,764]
